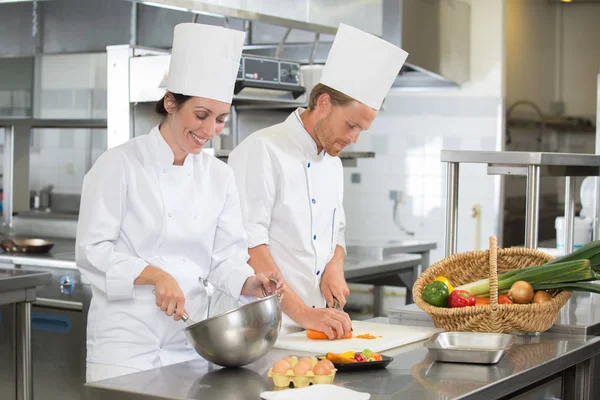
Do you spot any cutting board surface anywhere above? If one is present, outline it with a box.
[274,321,441,354]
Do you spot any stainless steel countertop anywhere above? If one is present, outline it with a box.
[0,268,52,293]
[389,291,600,336]
[83,317,600,400]
[346,239,437,260]
[0,238,76,269]
[440,150,600,167]
[345,253,422,280]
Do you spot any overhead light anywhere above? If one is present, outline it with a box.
[561,0,573,3]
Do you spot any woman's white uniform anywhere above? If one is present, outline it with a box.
[76,126,255,381]
[228,108,346,334]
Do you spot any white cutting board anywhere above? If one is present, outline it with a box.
[274,320,441,354]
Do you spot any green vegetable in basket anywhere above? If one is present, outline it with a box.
[422,281,450,307]
[455,259,600,297]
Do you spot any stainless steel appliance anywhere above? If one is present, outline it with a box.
[0,263,90,400]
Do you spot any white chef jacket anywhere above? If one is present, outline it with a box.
[76,126,255,371]
[228,108,346,333]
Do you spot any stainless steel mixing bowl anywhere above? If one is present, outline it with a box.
[183,293,281,368]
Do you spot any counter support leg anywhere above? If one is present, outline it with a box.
[525,165,540,249]
[373,286,384,317]
[445,162,459,256]
[564,176,576,254]
[17,301,33,400]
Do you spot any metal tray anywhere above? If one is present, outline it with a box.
[424,332,515,364]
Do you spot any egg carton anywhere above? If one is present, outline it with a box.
[267,368,337,388]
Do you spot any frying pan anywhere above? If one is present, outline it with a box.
[0,238,55,254]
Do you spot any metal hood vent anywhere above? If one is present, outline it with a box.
[383,0,471,89]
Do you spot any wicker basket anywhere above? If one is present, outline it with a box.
[413,236,572,333]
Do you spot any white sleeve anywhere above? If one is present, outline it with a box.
[75,150,148,301]
[206,170,255,299]
[228,139,277,248]
[336,160,346,253]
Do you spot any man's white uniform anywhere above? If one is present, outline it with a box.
[229,24,408,334]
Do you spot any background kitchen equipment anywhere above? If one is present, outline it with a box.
[0,238,54,254]
[0,262,90,400]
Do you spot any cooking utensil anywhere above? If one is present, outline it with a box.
[0,238,54,254]
[181,285,282,368]
[424,332,515,364]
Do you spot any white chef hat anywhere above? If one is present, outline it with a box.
[165,23,245,104]
[319,23,408,110]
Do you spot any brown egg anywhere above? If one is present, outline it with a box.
[299,357,313,366]
[312,362,331,376]
[282,357,292,366]
[272,359,291,374]
[320,359,335,370]
[292,362,311,376]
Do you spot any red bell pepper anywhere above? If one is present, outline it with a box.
[448,290,476,308]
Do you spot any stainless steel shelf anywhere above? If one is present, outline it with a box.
[441,150,600,168]
[441,150,600,254]
[0,119,107,129]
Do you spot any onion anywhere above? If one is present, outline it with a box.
[508,281,534,304]
[532,290,552,303]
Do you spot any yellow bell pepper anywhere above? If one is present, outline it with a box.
[434,276,454,293]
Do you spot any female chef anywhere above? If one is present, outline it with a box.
[76,23,284,382]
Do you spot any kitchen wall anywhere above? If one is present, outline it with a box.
[341,0,505,264]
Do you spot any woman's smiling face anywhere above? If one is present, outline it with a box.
[164,94,231,155]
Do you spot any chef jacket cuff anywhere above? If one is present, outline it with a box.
[105,258,148,301]
[230,265,256,300]
[245,223,270,248]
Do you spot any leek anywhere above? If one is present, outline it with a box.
[455,259,596,297]
[532,282,600,295]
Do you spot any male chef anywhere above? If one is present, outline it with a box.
[228,24,408,337]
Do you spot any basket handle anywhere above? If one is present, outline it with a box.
[489,236,499,311]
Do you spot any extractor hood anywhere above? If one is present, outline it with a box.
[383,0,471,89]
[131,0,470,89]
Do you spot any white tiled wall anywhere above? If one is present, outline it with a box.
[342,94,503,265]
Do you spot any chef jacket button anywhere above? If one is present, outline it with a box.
[316,270,320,276]
[312,305,315,308]
[159,345,163,349]
[182,258,186,263]
[188,173,191,177]
[185,341,188,346]
[193,215,197,219]
[313,235,317,240]
[312,199,316,204]
[307,162,311,168]
[168,213,172,217]
[162,168,166,173]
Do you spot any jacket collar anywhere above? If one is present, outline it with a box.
[285,108,326,158]
[149,125,195,169]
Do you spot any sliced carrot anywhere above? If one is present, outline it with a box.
[307,329,353,340]
[356,333,377,339]
[372,353,383,361]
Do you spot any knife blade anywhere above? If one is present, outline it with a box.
[333,297,353,332]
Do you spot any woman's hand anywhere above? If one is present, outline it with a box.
[241,270,286,298]
[136,266,186,321]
